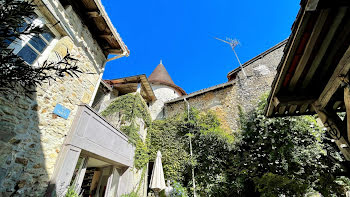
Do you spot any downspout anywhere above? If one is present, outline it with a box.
[184,98,196,197]
[88,51,128,106]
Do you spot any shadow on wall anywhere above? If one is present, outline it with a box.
[0,90,50,196]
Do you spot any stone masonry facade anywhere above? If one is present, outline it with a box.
[164,40,286,133]
[0,1,106,196]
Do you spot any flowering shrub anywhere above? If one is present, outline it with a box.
[170,181,188,197]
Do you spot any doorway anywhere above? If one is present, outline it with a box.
[71,156,120,197]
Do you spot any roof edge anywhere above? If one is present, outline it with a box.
[165,81,235,104]
[104,74,156,101]
[227,39,288,79]
[93,0,129,56]
[150,80,187,96]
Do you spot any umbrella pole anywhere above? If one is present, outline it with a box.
[153,189,160,197]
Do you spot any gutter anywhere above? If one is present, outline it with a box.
[106,50,128,62]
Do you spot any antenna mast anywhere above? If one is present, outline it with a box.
[215,37,247,77]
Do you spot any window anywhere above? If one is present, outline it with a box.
[7,13,56,65]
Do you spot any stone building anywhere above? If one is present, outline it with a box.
[90,62,186,196]
[77,40,286,195]
[147,61,187,120]
[96,61,187,121]
[0,0,144,196]
[164,40,287,132]
[0,1,289,194]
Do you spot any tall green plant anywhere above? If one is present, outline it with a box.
[148,109,234,196]
[229,96,350,196]
[101,93,151,170]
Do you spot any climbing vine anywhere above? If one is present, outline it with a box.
[101,93,151,170]
[147,108,234,196]
[101,92,151,127]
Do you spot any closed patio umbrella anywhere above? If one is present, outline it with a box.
[149,151,166,196]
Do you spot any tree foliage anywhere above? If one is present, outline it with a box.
[229,97,350,196]
[148,108,234,196]
[149,97,350,196]
[148,116,191,182]
[0,0,82,95]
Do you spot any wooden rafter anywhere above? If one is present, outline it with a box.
[266,12,312,117]
[273,96,316,107]
[107,49,122,54]
[317,46,350,109]
[345,87,350,142]
[140,81,151,101]
[313,104,350,160]
[99,34,113,39]
[288,9,329,92]
[301,7,348,89]
[87,11,100,18]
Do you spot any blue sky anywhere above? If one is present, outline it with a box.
[101,0,299,94]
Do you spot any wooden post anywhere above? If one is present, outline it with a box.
[313,104,350,160]
[345,87,350,142]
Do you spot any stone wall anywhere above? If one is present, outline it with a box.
[164,83,237,131]
[164,42,285,132]
[0,1,106,195]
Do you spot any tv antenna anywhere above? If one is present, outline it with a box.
[215,37,247,77]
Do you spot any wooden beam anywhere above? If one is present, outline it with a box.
[300,104,309,114]
[279,105,286,115]
[317,46,350,109]
[305,0,319,11]
[266,11,312,117]
[317,15,350,82]
[289,105,298,114]
[345,86,350,142]
[301,8,347,89]
[273,97,280,107]
[107,49,122,54]
[112,83,138,88]
[313,104,350,160]
[288,10,329,92]
[99,34,113,39]
[87,11,100,18]
[140,81,152,102]
[273,96,316,106]
[333,101,343,110]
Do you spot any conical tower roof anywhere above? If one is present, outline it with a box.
[148,60,175,85]
[148,60,186,95]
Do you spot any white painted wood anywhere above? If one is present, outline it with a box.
[73,157,89,193]
[54,145,82,196]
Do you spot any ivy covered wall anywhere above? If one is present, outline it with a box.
[101,93,151,196]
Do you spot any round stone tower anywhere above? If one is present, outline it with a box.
[148,60,186,120]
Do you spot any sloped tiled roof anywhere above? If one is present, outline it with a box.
[148,62,187,96]
[148,62,175,85]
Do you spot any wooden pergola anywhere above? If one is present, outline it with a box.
[265,0,350,159]
[105,74,156,102]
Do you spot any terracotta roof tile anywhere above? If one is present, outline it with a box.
[148,62,175,85]
[148,61,187,95]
